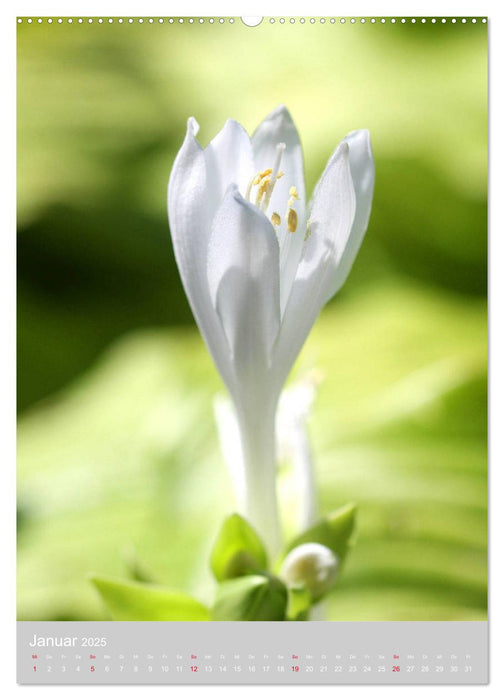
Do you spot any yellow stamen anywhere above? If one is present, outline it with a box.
[287,208,298,233]
[255,177,271,207]
[271,212,281,227]
[262,142,286,212]
[259,177,271,198]
[304,219,312,241]
[289,186,299,200]
[246,144,286,212]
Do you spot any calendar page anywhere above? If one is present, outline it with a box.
[16,14,488,685]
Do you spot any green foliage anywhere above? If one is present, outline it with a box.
[16,17,487,623]
[17,283,487,622]
[211,575,288,621]
[285,504,357,564]
[16,21,486,411]
[90,576,210,621]
[210,513,268,581]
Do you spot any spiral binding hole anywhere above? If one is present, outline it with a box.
[16,16,489,25]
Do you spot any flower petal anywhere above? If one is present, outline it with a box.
[302,141,357,293]
[204,118,254,208]
[272,143,356,386]
[337,128,375,293]
[252,105,306,312]
[207,185,281,406]
[167,118,235,392]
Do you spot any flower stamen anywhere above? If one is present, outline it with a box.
[255,176,271,207]
[286,208,298,233]
[246,144,301,235]
[256,168,272,183]
[262,142,286,212]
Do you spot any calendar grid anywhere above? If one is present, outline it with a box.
[18,621,488,685]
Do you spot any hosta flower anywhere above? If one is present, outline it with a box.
[168,106,374,553]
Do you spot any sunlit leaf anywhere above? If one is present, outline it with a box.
[90,575,210,621]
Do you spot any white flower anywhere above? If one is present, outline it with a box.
[168,105,374,553]
[280,543,339,600]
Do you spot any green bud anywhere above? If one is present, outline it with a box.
[210,514,268,582]
[212,574,288,621]
[280,543,339,601]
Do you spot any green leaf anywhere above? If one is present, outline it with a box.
[285,504,357,563]
[212,575,287,621]
[286,586,311,621]
[210,513,268,582]
[90,575,210,621]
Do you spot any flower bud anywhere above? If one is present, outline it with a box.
[280,543,339,600]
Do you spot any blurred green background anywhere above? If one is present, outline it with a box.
[17,18,487,621]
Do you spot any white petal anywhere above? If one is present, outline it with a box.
[207,185,281,405]
[252,105,306,313]
[167,118,235,392]
[303,141,357,291]
[204,118,254,207]
[271,143,356,387]
[335,129,375,294]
